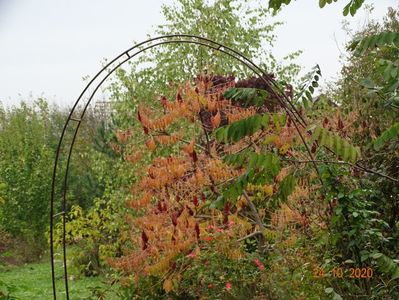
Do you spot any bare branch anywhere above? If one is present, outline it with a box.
[243,190,265,232]
[237,231,263,242]
[283,158,398,183]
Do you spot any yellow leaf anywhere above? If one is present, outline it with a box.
[263,134,278,145]
[263,228,278,242]
[227,248,242,260]
[263,184,274,197]
[163,278,173,293]
[198,95,207,106]
[278,143,290,155]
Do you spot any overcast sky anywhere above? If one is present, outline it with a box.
[0,0,397,107]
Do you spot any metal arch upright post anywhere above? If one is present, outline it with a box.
[49,34,313,299]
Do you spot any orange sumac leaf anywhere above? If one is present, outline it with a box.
[115,129,131,144]
[128,192,152,209]
[183,139,195,155]
[211,111,221,128]
[125,152,142,164]
[145,138,157,151]
[208,100,217,112]
[142,230,149,250]
[163,278,173,293]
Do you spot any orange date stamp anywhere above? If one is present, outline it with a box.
[313,267,374,279]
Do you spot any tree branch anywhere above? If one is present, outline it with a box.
[243,190,265,232]
[237,231,263,242]
[283,158,399,183]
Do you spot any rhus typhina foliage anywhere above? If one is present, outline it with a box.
[108,74,330,297]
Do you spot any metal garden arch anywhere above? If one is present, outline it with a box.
[49,34,313,299]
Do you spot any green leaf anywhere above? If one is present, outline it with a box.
[263,134,278,145]
[333,134,341,155]
[333,293,343,300]
[223,87,269,107]
[272,114,281,132]
[344,259,355,264]
[268,0,293,11]
[349,4,356,16]
[261,114,270,127]
[312,126,322,141]
[210,196,225,209]
[373,122,399,150]
[225,152,281,177]
[215,126,227,142]
[388,81,399,92]
[320,128,328,146]
[325,287,334,294]
[360,78,376,89]
[295,65,321,106]
[225,115,258,142]
[343,3,350,16]
[215,113,284,143]
[351,31,399,55]
[373,253,399,280]
[391,67,398,78]
[371,253,383,259]
[311,126,361,163]
[222,151,281,202]
[278,174,296,202]
[326,133,334,149]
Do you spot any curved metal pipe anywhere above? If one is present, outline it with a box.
[50,34,316,299]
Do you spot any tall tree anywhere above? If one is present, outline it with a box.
[268,0,366,16]
[109,0,301,128]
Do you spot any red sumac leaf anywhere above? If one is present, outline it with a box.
[201,193,206,202]
[187,206,194,216]
[223,201,231,215]
[176,92,183,103]
[192,151,198,162]
[171,213,178,226]
[311,142,317,153]
[337,118,344,130]
[195,223,200,239]
[160,96,168,107]
[192,196,199,207]
[142,231,149,250]
[157,201,162,212]
[323,117,329,127]
[137,110,142,122]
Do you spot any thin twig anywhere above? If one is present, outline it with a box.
[230,131,268,155]
[195,214,212,219]
[289,115,324,185]
[152,131,208,152]
[283,158,398,183]
[179,137,208,153]
[203,128,212,155]
[237,231,263,242]
[243,190,267,253]
[243,190,265,232]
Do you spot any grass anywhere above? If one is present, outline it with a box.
[0,259,120,300]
